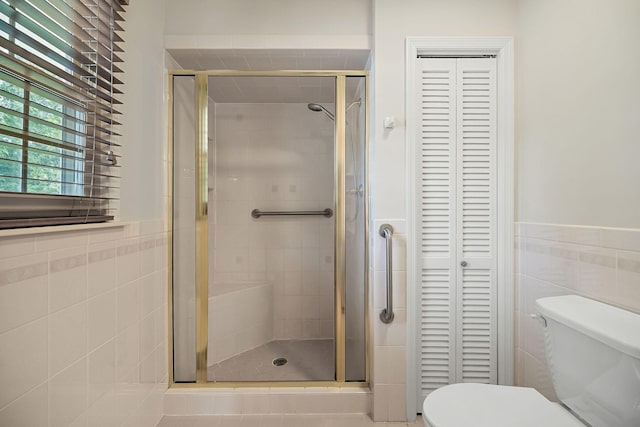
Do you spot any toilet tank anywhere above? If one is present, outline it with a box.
[535,295,640,427]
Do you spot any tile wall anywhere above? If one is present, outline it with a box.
[515,222,640,399]
[370,219,407,422]
[208,283,273,364]
[212,102,335,340]
[0,222,168,427]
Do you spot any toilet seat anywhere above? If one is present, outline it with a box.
[422,383,585,427]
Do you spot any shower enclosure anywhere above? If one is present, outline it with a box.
[169,71,368,385]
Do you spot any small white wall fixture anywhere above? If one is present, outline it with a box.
[405,37,515,419]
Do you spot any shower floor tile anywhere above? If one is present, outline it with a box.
[207,339,334,382]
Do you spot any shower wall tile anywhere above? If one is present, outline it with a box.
[208,283,273,364]
[516,222,640,399]
[0,222,168,426]
[212,103,335,341]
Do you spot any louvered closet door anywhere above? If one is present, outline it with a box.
[417,58,497,404]
[454,59,497,385]
[417,59,458,399]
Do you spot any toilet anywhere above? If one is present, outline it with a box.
[422,295,640,427]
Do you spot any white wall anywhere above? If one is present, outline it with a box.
[373,0,518,219]
[165,0,371,36]
[119,0,171,221]
[514,0,640,402]
[516,0,640,229]
[372,0,518,421]
[163,0,371,51]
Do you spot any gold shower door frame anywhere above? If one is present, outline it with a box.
[167,70,370,387]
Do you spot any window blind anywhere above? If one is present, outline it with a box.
[0,0,128,229]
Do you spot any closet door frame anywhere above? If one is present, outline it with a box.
[405,37,514,419]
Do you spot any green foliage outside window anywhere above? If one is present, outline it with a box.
[0,78,83,195]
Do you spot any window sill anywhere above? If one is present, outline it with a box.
[0,221,132,238]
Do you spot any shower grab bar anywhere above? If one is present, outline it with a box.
[251,208,333,219]
[379,224,394,324]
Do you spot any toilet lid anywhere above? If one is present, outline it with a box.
[422,384,585,427]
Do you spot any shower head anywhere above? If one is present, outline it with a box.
[307,103,335,120]
[307,99,362,121]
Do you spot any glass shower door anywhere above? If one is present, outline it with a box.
[170,71,368,384]
[345,76,367,381]
[171,75,197,382]
[205,75,336,382]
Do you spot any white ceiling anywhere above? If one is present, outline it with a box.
[168,48,370,71]
[168,49,369,103]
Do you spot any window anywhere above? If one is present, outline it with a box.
[0,0,127,229]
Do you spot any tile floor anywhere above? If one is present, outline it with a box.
[208,339,335,382]
[158,414,424,426]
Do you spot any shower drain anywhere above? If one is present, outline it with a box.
[272,357,288,367]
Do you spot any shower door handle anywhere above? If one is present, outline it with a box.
[379,224,394,324]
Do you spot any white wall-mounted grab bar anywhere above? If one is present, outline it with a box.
[379,224,394,324]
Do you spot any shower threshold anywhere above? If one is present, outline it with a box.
[207,339,334,382]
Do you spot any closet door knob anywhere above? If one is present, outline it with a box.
[460,261,468,267]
